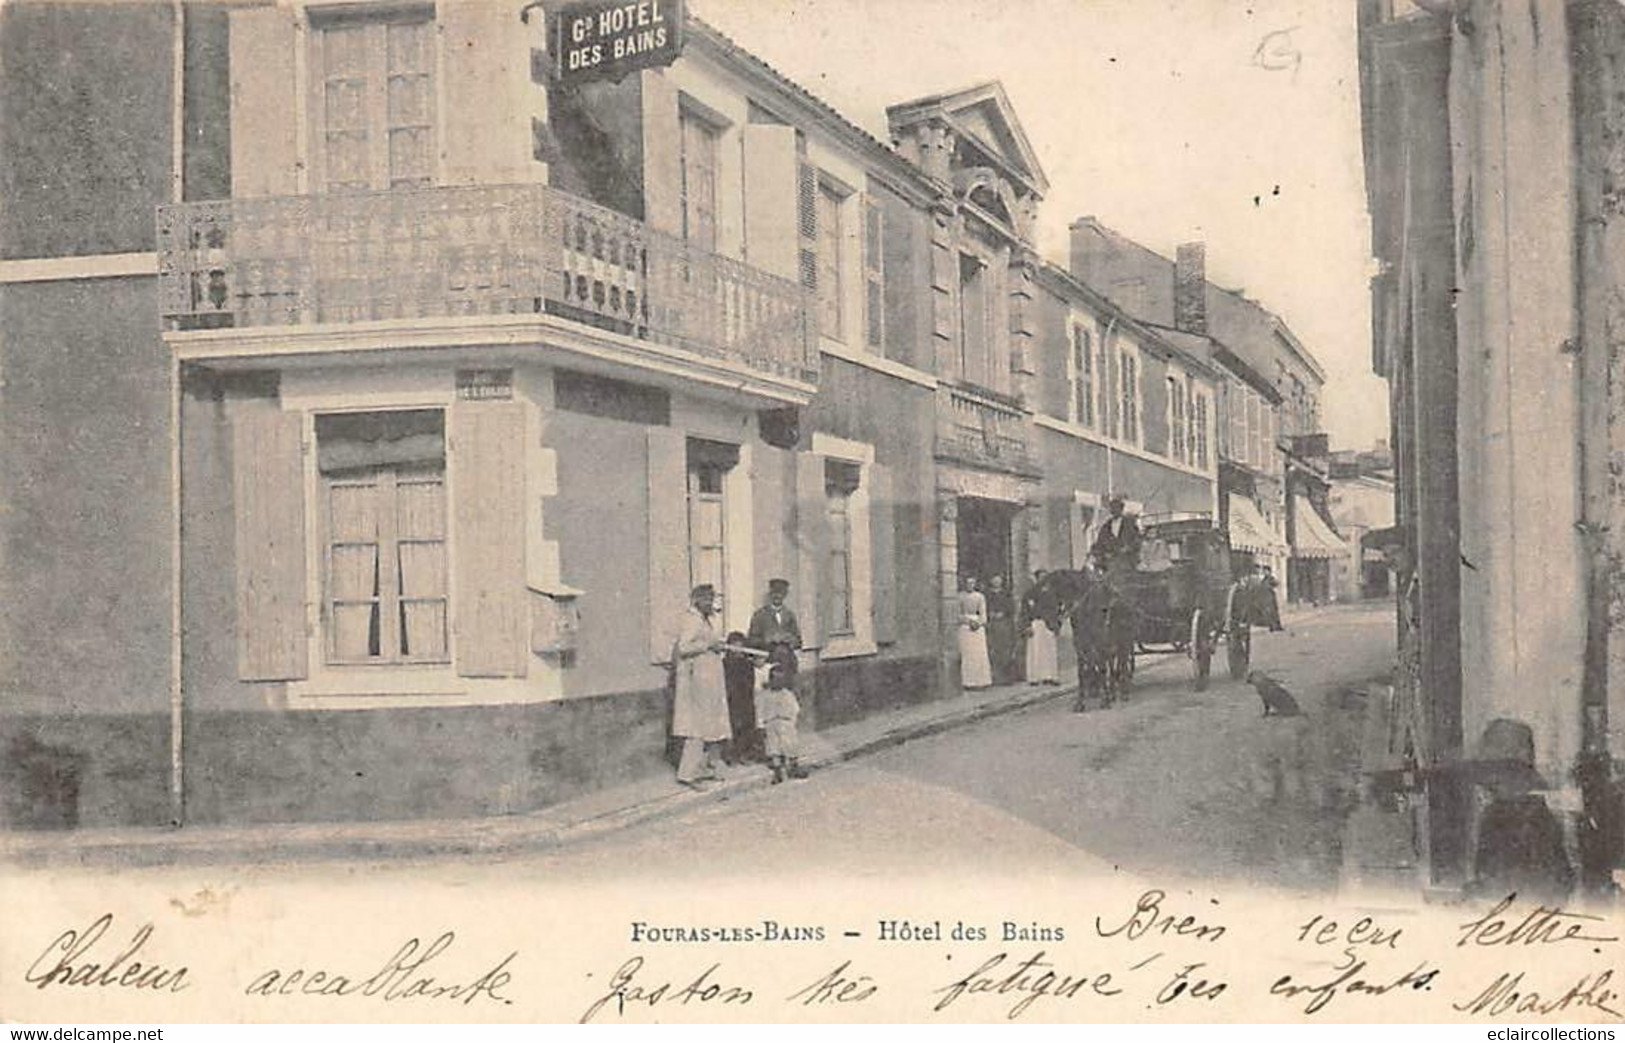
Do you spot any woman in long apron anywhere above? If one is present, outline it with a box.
[958,575,993,690]
[1022,570,1060,684]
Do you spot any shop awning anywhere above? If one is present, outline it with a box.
[1292,495,1348,560]
[1226,494,1288,555]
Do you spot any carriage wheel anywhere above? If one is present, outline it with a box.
[1190,609,1213,691]
[1228,623,1251,680]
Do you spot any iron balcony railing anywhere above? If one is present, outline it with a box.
[934,382,1040,476]
[156,184,818,384]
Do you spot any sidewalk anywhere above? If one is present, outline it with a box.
[0,673,1084,871]
[1336,666,1422,901]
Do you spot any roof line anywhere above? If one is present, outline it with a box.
[1036,262,1223,380]
[1070,216,1328,381]
[684,16,942,203]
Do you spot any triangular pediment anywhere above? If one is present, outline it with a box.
[887,81,1048,195]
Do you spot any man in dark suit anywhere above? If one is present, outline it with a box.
[1090,495,1141,582]
[747,578,802,664]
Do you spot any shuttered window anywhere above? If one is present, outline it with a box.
[1119,349,1140,446]
[316,410,448,664]
[1246,393,1261,469]
[1263,403,1277,471]
[1193,390,1211,469]
[1098,336,1114,439]
[314,12,436,192]
[679,112,720,251]
[1167,372,1187,463]
[1072,324,1094,429]
[864,199,885,352]
[817,183,844,340]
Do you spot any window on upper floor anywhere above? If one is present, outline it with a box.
[1245,392,1261,469]
[816,181,847,341]
[864,200,886,353]
[1099,335,1115,439]
[1167,371,1187,463]
[312,10,437,192]
[1118,346,1141,446]
[1193,388,1211,470]
[678,110,721,252]
[959,253,992,388]
[1070,324,1095,429]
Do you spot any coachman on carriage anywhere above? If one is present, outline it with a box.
[1042,511,1254,710]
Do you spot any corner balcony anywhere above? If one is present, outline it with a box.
[155,184,819,399]
[934,383,1040,477]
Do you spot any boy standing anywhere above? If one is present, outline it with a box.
[756,645,809,784]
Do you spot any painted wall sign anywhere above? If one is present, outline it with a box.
[551,0,684,86]
[456,369,514,401]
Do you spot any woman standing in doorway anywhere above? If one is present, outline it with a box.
[958,575,993,690]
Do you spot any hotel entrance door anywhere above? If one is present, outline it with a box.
[957,496,1015,588]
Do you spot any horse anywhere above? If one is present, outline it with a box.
[1047,568,1137,711]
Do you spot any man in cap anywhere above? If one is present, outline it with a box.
[1090,495,1142,584]
[671,583,732,788]
[747,578,802,671]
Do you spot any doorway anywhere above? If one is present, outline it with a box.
[957,497,1016,588]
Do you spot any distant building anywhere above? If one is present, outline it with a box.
[1326,444,1396,602]
[1066,220,1340,595]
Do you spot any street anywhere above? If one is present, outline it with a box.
[63,602,1394,897]
[407,600,1396,894]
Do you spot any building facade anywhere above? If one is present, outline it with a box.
[1358,0,1624,894]
[1327,444,1396,603]
[1066,222,1336,588]
[0,0,1218,830]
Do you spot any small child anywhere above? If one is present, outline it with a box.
[755,645,808,783]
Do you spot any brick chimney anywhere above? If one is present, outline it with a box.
[1174,241,1208,335]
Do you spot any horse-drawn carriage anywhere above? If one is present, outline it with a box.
[1045,512,1252,708]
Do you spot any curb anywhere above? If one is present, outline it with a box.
[1,682,1080,871]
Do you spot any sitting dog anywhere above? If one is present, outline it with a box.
[1246,670,1304,718]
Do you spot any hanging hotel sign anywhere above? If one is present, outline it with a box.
[552,0,684,86]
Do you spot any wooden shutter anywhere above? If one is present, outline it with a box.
[451,401,527,678]
[641,71,683,235]
[742,124,800,280]
[234,409,308,681]
[647,428,687,663]
[797,164,819,294]
[869,462,897,645]
[794,452,827,649]
[230,6,300,198]
[878,192,920,369]
[864,199,885,352]
[439,0,533,186]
